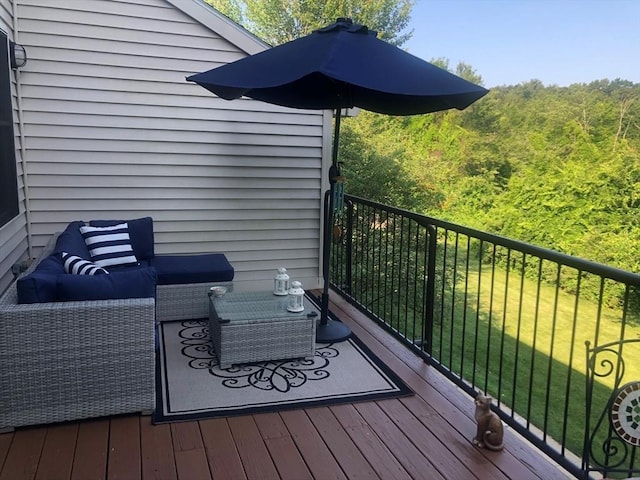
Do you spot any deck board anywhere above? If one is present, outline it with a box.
[306,407,380,479]
[329,404,412,480]
[279,410,347,480]
[199,418,247,480]
[352,401,447,480]
[254,413,313,480]
[0,428,46,480]
[171,422,211,480]
[228,415,280,480]
[0,291,573,480]
[71,419,109,480]
[108,416,141,480]
[0,433,13,474]
[140,418,175,480]
[35,423,78,480]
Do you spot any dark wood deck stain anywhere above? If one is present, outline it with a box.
[0,291,571,480]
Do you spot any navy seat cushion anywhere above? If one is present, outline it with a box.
[16,254,65,304]
[56,267,157,302]
[151,254,234,286]
[53,221,90,259]
[89,217,154,261]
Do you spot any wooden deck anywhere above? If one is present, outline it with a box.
[0,292,572,480]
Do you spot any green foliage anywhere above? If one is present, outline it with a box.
[339,116,435,211]
[340,77,640,298]
[206,0,415,46]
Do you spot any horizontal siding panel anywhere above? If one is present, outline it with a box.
[19,85,320,114]
[157,219,320,233]
[23,0,181,22]
[21,47,242,76]
[24,139,320,157]
[27,219,320,236]
[224,255,318,269]
[19,5,208,36]
[26,163,319,179]
[25,112,322,137]
[27,187,321,201]
[26,177,319,191]
[20,19,225,50]
[22,95,319,118]
[28,209,319,223]
[22,32,240,65]
[27,198,320,212]
[113,0,170,7]
[156,239,318,253]
[25,125,322,148]
[159,229,319,243]
[26,151,320,168]
[18,62,217,86]
[22,98,323,124]
[206,254,319,268]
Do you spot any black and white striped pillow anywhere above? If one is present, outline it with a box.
[79,223,139,268]
[62,252,109,275]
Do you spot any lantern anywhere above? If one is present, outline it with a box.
[287,281,305,312]
[273,267,290,296]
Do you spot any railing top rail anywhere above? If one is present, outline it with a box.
[345,194,640,286]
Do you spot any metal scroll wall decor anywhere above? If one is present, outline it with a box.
[583,339,640,479]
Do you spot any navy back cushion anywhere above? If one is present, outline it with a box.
[89,217,154,260]
[54,221,90,259]
[16,254,65,304]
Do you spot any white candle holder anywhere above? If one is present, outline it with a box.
[287,281,305,312]
[273,267,290,296]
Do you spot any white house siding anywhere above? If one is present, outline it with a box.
[13,0,328,291]
[0,0,30,293]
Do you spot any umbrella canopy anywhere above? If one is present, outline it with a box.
[187,18,488,115]
[187,18,488,342]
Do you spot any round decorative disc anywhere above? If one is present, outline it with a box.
[610,381,640,446]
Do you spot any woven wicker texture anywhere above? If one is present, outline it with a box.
[156,281,233,322]
[208,290,316,368]
[0,234,156,430]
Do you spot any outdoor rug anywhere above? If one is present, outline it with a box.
[153,314,412,423]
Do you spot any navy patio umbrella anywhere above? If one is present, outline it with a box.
[187,18,488,342]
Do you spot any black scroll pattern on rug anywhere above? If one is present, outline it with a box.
[178,320,339,393]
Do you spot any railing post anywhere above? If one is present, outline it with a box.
[345,198,353,295]
[423,224,436,356]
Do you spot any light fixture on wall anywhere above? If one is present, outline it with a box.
[9,41,27,69]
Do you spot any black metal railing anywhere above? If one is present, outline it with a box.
[330,194,640,479]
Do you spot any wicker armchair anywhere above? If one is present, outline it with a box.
[0,234,156,431]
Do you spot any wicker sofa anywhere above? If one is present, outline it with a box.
[0,218,233,431]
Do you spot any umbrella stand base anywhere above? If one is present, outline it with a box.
[316,319,351,343]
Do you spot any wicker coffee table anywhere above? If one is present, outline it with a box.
[208,290,317,368]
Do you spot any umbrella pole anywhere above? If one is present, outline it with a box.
[316,108,351,343]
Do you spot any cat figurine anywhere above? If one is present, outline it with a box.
[473,393,504,451]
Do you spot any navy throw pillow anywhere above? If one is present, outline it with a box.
[80,223,139,268]
[61,252,109,275]
[89,217,154,260]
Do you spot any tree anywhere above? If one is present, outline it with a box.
[206,0,415,46]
